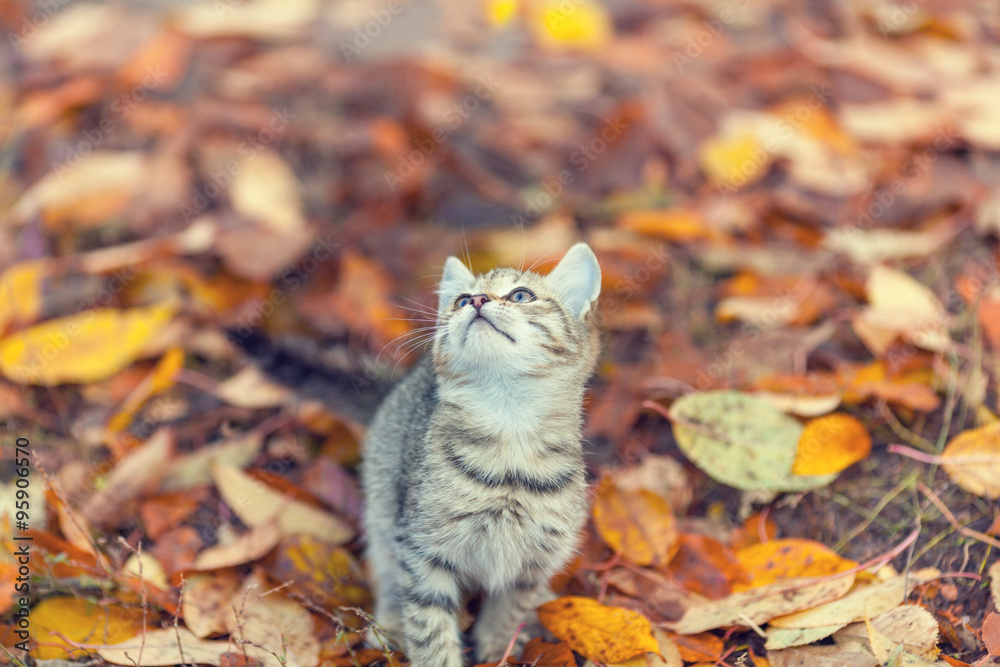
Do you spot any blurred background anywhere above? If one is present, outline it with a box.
[2,0,1000,659]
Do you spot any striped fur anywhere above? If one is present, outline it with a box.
[362,244,601,665]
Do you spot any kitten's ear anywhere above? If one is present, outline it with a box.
[547,243,601,318]
[438,256,475,312]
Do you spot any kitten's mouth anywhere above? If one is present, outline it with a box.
[468,314,516,344]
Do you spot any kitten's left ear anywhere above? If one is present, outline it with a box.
[547,243,601,318]
[438,256,476,312]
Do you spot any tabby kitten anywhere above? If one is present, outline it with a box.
[363,243,601,665]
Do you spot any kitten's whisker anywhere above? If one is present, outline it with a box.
[526,249,556,274]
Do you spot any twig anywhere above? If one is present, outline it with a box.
[918,483,1000,550]
[497,622,526,667]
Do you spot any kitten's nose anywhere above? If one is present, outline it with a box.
[470,294,490,310]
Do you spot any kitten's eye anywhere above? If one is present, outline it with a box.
[506,288,536,303]
[454,294,472,309]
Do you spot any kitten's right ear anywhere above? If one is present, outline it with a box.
[437,256,475,312]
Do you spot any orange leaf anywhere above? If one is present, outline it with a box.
[735,538,856,590]
[592,477,678,566]
[941,423,1000,499]
[618,209,721,243]
[983,612,1000,656]
[538,596,658,662]
[107,346,185,436]
[659,631,723,662]
[792,413,872,475]
[521,637,577,667]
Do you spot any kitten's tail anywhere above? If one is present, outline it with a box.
[228,329,393,426]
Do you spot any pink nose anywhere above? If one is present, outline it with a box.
[470,294,490,310]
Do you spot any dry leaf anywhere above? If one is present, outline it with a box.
[100,628,233,666]
[791,413,872,476]
[82,428,174,526]
[0,301,177,385]
[529,0,611,51]
[853,266,949,355]
[231,150,306,234]
[735,539,856,590]
[836,605,940,659]
[669,573,856,635]
[182,571,241,638]
[767,643,878,667]
[940,423,1000,499]
[192,523,282,570]
[592,477,678,566]
[12,151,148,227]
[211,463,354,543]
[0,260,47,335]
[768,568,939,629]
[31,597,145,659]
[538,596,658,662]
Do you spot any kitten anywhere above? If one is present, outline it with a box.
[363,243,601,665]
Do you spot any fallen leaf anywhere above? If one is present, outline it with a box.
[161,431,263,491]
[211,463,354,543]
[530,0,611,51]
[12,151,148,228]
[940,423,1000,499]
[666,533,745,599]
[767,643,878,667]
[107,346,185,436]
[182,571,242,638]
[592,477,678,566]
[82,428,174,526]
[983,611,1000,656]
[31,596,145,659]
[666,391,838,492]
[791,413,872,476]
[765,624,848,651]
[735,539,857,590]
[0,260,47,335]
[230,150,306,235]
[608,627,683,667]
[521,637,576,667]
[768,568,939,629]
[853,265,950,355]
[223,569,321,667]
[836,605,941,659]
[668,573,856,635]
[0,300,177,385]
[266,534,372,613]
[100,628,233,666]
[192,523,282,570]
[538,596,658,662]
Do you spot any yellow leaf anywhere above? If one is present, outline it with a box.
[230,150,306,235]
[592,477,678,566]
[0,301,177,385]
[31,597,145,659]
[941,423,1000,499]
[0,260,47,335]
[735,539,857,590]
[792,413,872,475]
[486,0,519,25]
[107,347,185,434]
[538,596,658,662]
[531,0,611,51]
[698,132,769,189]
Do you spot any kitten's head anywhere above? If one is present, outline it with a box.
[432,243,601,380]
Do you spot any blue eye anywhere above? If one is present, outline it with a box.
[455,295,471,309]
[507,288,535,303]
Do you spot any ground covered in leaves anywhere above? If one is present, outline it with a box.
[1,0,1000,665]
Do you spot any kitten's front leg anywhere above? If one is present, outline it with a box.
[399,553,464,667]
[474,581,555,662]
